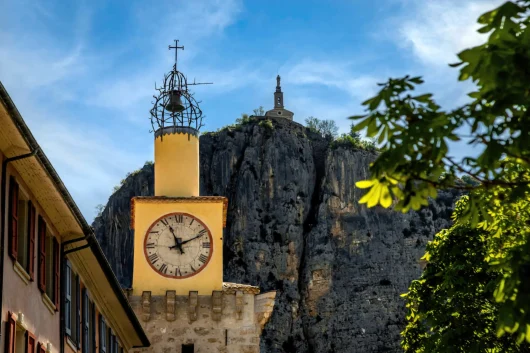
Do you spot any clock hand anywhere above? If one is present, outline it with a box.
[168,226,185,254]
[180,234,204,246]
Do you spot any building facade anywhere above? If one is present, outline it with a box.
[0,82,150,353]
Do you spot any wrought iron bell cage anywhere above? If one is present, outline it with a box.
[150,40,211,136]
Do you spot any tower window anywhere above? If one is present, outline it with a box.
[182,344,194,353]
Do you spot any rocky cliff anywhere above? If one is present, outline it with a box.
[92,117,459,353]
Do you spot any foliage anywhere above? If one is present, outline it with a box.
[235,113,252,125]
[215,109,264,133]
[253,106,265,116]
[350,0,530,345]
[402,196,530,353]
[305,116,339,139]
[259,118,274,131]
[333,123,378,151]
[95,204,105,217]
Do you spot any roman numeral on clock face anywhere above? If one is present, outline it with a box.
[198,229,207,236]
[199,254,208,263]
[148,253,159,264]
[146,242,155,249]
[202,242,211,248]
[159,263,168,274]
[175,215,183,223]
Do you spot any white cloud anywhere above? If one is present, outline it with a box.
[395,0,504,67]
[285,59,379,100]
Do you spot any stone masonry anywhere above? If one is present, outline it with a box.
[127,283,276,353]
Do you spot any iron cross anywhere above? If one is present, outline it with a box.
[168,40,184,69]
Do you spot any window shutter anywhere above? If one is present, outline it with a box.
[82,288,89,353]
[37,216,46,292]
[26,331,36,353]
[37,342,46,353]
[108,329,114,353]
[65,261,72,336]
[8,177,19,261]
[53,237,60,310]
[5,312,16,353]
[99,315,106,353]
[27,203,36,280]
[91,303,96,353]
[75,275,80,347]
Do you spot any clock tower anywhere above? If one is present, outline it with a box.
[128,41,276,353]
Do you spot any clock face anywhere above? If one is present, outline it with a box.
[143,212,213,278]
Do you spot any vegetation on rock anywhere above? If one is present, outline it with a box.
[305,116,339,139]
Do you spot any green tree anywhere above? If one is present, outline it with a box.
[253,106,265,116]
[235,113,251,125]
[305,116,339,139]
[402,196,530,352]
[350,0,530,346]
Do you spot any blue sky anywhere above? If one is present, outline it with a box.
[0,0,502,221]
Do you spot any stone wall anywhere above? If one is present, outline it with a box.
[128,285,276,353]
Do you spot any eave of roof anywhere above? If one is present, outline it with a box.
[0,81,150,348]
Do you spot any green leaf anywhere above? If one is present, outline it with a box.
[412,94,433,103]
[348,115,367,121]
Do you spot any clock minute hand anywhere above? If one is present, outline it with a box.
[180,234,203,246]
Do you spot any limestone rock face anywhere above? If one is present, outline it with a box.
[93,117,459,353]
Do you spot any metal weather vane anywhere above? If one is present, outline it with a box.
[150,40,212,134]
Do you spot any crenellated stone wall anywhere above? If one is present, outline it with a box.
[127,284,276,353]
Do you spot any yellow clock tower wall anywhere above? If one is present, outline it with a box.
[154,127,199,197]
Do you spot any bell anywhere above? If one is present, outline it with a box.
[165,90,185,112]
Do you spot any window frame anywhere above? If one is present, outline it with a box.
[82,288,89,353]
[8,177,19,261]
[38,217,60,311]
[99,315,107,353]
[65,260,72,336]
[5,312,16,353]
[8,177,36,277]
[25,331,36,353]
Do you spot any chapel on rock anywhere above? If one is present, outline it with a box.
[265,75,294,120]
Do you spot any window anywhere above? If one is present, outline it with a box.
[99,316,107,353]
[108,329,115,353]
[38,216,60,309]
[182,344,194,353]
[82,288,89,353]
[37,343,45,353]
[8,177,36,277]
[5,312,36,353]
[65,260,80,345]
[6,312,16,353]
[90,302,96,353]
